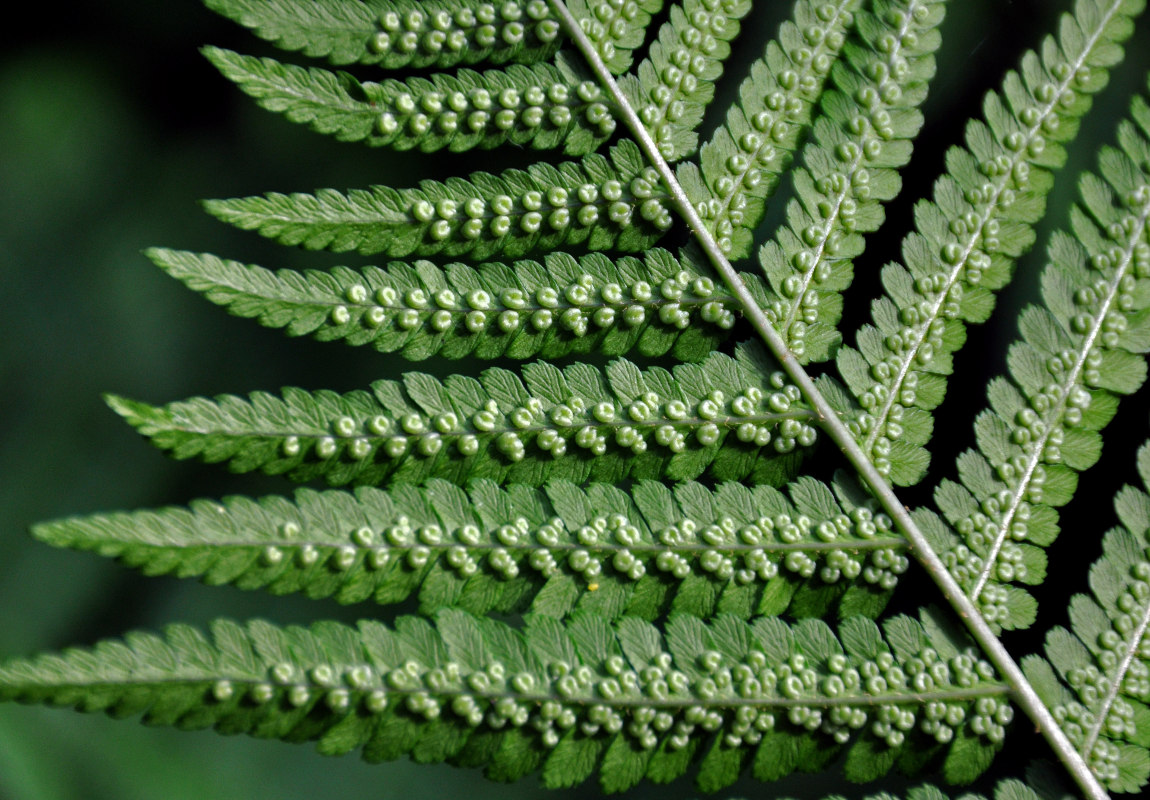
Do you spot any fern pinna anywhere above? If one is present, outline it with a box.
[5,1,1150,799]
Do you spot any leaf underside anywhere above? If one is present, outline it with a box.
[7,0,1150,798]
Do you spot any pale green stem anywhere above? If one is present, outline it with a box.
[548,2,1110,798]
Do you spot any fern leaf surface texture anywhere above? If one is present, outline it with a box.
[0,610,1011,792]
[204,0,564,67]
[927,88,1150,632]
[148,247,737,362]
[203,141,673,259]
[837,0,1141,486]
[752,0,945,364]
[1023,440,1150,793]
[106,349,819,487]
[32,476,908,620]
[204,47,613,155]
[683,0,863,260]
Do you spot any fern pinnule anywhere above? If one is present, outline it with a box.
[204,0,564,68]
[617,0,752,162]
[926,92,1150,633]
[204,47,612,155]
[752,0,944,365]
[836,0,1142,487]
[1022,440,1150,793]
[680,0,862,261]
[203,139,671,259]
[0,608,1012,793]
[147,246,736,362]
[564,0,664,74]
[106,348,818,488]
[30,476,908,620]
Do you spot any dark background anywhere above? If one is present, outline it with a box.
[1,2,1148,798]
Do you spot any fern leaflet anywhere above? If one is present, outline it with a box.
[0,609,1011,792]
[837,0,1141,486]
[204,47,612,154]
[1023,440,1150,792]
[927,90,1150,631]
[106,347,817,487]
[147,246,736,362]
[204,0,564,67]
[32,476,907,620]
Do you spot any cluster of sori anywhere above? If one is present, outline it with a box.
[842,260,954,478]
[406,164,674,247]
[328,266,737,338]
[284,374,816,468]
[940,535,1030,627]
[573,0,659,70]
[368,2,561,64]
[837,18,1120,489]
[710,0,924,248]
[197,629,1011,755]
[932,169,1150,625]
[148,247,740,361]
[625,0,751,160]
[372,76,615,145]
[756,0,931,353]
[248,504,908,591]
[1053,661,1141,784]
[1044,561,1150,785]
[691,0,865,261]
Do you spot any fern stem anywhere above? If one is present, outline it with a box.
[547,1,1110,797]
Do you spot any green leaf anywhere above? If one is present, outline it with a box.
[0,611,1010,792]
[204,0,562,68]
[618,0,753,162]
[839,0,1142,487]
[204,141,671,259]
[204,46,610,155]
[146,242,726,360]
[106,353,819,487]
[927,82,1150,632]
[747,0,946,363]
[1027,441,1150,794]
[685,0,863,259]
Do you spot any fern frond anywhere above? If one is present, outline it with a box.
[927,96,1150,632]
[618,0,752,161]
[739,776,1049,800]
[204,0,562,68]
[106,347,819,487]
[836,0,1142,486]
[680,0,861,260]
[203,140,671,258]
[0,610,1011,792]
[31,476,907,620]
[147,246,736,362]
[204,47,612,155]
[1022,440,1150,793]
[753,0,945,364]
[565,0,664,75]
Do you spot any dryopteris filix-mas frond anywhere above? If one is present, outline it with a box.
[5,1,1150,799]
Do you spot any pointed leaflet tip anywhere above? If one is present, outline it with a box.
[104,393,169,435]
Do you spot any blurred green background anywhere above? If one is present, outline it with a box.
[1,2,1149,799]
